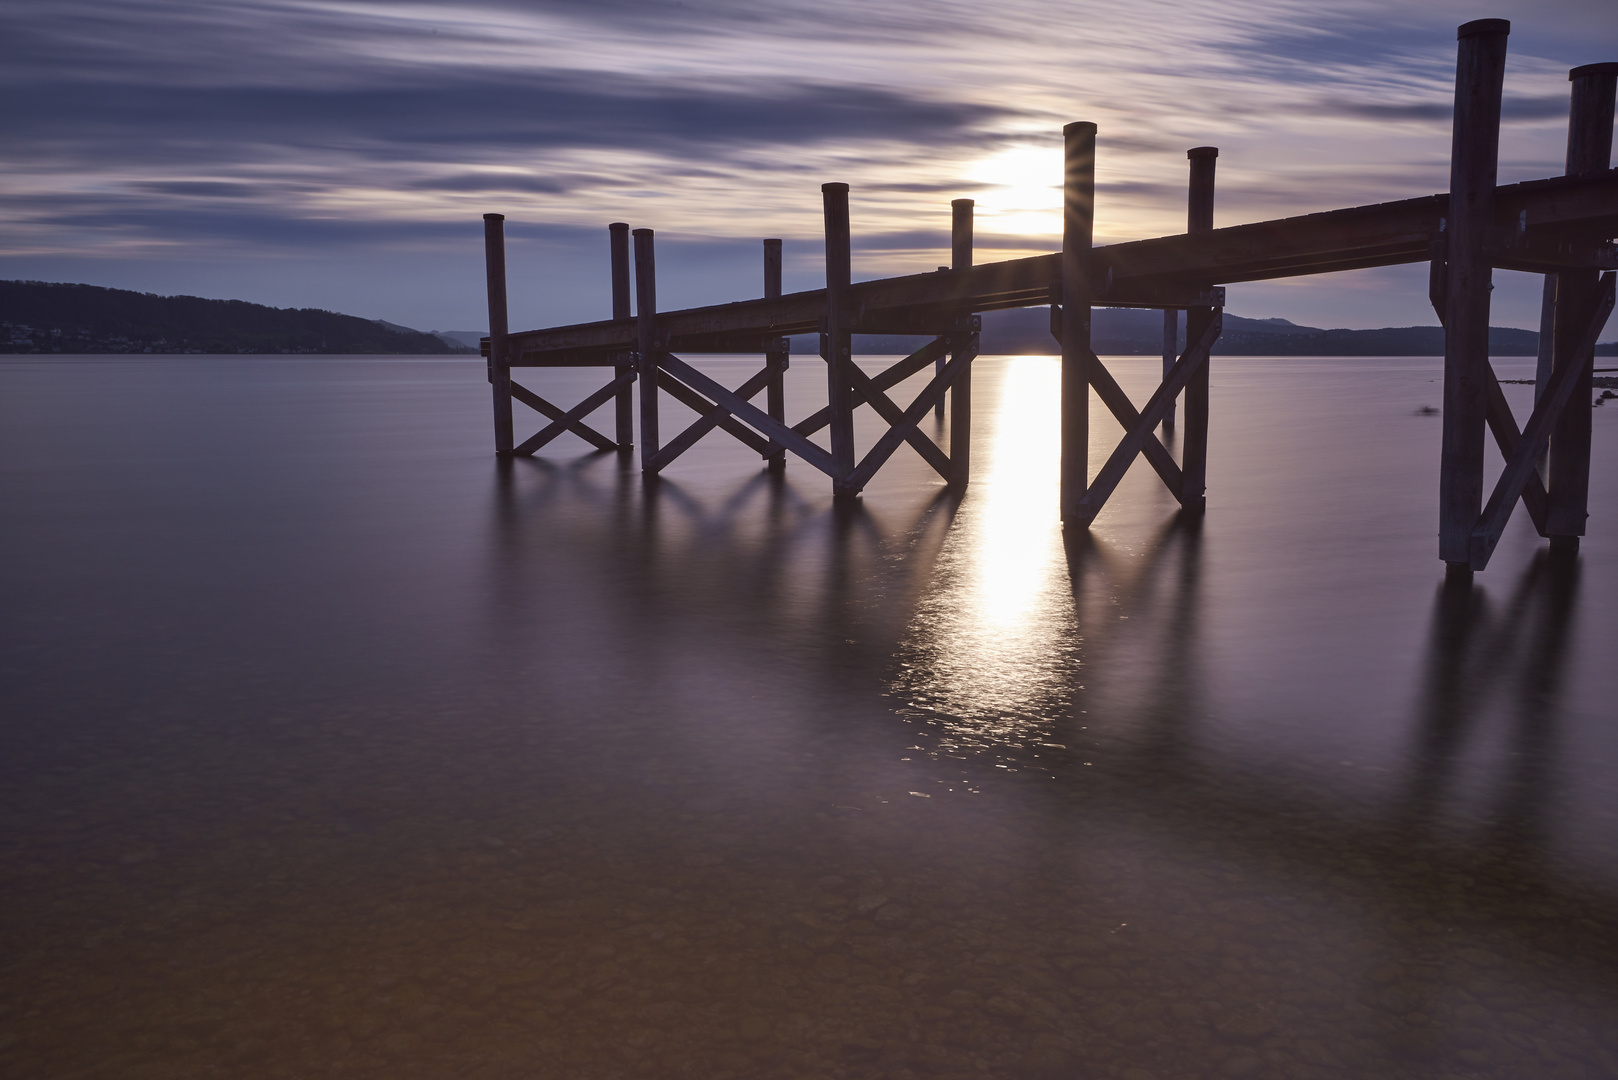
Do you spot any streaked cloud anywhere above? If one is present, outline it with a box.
[0,0,1607,328]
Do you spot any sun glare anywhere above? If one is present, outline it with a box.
[967,146,1063,238]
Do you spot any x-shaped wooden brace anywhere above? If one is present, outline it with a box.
[1467,271,1614,567]
[1050,306,1224,524]
[786,336,966,491]
[654,333,975,493]
[509,373,632,456]
[642,343,787,472]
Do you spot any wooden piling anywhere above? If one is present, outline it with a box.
[1180,147,1218,514]
[1060,122,1097,524]
[610,223,634,450]
[483,213,514,455]
[1439,19,1510,569]
[1546,62,1618,551]
[633,228,660,471]
[823,183,857,493]
[1161,309,1178,432]
[764,238,787,472]
[950,198,975,487]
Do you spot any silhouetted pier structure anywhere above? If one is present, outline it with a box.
[483,20,1615,573]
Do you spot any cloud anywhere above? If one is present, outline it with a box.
[0,0,1599,329]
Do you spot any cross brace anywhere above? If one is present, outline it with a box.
[1070,311,1223,524]
[509,374,630,455]
[644,334,974,492]
[1468,272,1615,568]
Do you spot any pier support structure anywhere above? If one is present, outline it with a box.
[1432,22,1616,572]
[481,20,1615,572]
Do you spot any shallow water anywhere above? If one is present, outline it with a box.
[3,353,1617,1080]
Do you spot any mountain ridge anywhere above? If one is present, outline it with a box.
[1,280,475,355]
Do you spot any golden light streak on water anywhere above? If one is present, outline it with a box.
[891,357,1076,746]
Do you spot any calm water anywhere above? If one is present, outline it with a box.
[3,353,1617,1080]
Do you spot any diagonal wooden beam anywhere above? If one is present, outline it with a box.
[647,365,775,472]
[1072,312,1223,525]
[654,368,773,456]
[658,353,839,477]
[510,377,622,454]
[1483,366,1548,535]
[846,362,953,481]
[1048,307,1184,501]
[793,337,950,438]
[1469,272,1614,568]
[843,340,978,495]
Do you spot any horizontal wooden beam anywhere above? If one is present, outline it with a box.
[500,170,1618,361]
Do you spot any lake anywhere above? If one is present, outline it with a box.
[3,353,1616,1079]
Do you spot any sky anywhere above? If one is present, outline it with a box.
[2,0,1613,333]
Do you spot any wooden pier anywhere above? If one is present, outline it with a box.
[483,20,1616,573]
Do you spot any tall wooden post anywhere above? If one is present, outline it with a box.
[609,222,634,451]
[1180,146,1218,514]
[764,238,788,473]
[950,198,975,487]
[1060,121,1097,524]
[483,213,514,455]
[633,228,660,472]
[1545,62,1618,553]
[823,183,856,494]
[1161,309,1178,432]
[1439,19,1510,571]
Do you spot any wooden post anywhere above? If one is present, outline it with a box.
[483,213,514,455]
[1439,19,1510,570]
[1161,309,1178,432]
[823,183,856,494]
[610,222,634,451]
[764,238,787,473]
[950,198,974,487]
[1545,62,1618,553]
[633,227,660,472]
[1060,121,1097,524]
[1180,146,1218,514]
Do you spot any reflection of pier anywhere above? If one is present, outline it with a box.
[486,452,1617,1014]
[481,21,1616,571]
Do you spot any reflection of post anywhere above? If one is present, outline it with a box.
[1161,310,1178,433]
[483,212,514,455]
[609,222,634,451]
[764,238,787,474]
[823,183,856,494]
[633,228,660,471]
[1060,122,1096,524]
[950,198,975,487]
[1439,20,1510,571]
[1545,63,1618,552]
[1180,147,1218,514]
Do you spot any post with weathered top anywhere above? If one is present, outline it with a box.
[633,228,660,472]
[1060,122,1097,524]
[1545,62,1618,554]
[764,238,788,473]
[609,223,634,451]
[483,213,514,455]
[950,198,975,487]
[1439,19,1510,571]
[1180,146,1219,514]
[823,183,856,494]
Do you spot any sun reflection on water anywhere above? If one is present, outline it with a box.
[890,357,1078,747]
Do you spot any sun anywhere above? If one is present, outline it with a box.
[966,145,1063,238]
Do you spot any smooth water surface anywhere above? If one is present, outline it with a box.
[3,354,1617,1080]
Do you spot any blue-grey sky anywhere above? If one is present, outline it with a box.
[2,0,1612,331]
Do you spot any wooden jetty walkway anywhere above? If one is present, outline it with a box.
[481,20,1617,573]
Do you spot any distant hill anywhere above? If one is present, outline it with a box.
[0,281,476,355]
[790,307,1615,357]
